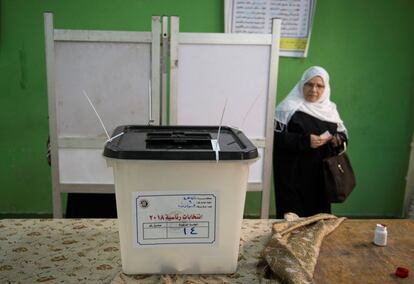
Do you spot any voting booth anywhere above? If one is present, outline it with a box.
[44,14,281,218]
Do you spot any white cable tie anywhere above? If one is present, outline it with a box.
[148,80,153,125]
[216,98,228,163]
[211,139,220,163]
[106,132,125,143]
[241,90,262,130]
[82,90,110,140]
[217,98,228,143]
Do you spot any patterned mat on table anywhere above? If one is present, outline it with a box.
[0,219,274,284]
[0,219,121,283]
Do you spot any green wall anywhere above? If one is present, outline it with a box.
[1,0,413,217]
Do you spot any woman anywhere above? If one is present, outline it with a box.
[273,66,347,218]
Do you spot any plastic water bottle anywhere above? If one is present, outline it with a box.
[373,224,387,246]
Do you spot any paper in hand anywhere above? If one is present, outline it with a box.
[320,130,332,140]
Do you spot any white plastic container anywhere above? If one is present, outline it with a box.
[104,125,258,274]
[373,223,387,246]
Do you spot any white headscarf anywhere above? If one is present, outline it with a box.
[275,66,347,135]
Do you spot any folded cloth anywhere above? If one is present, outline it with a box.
[258,213,346,284]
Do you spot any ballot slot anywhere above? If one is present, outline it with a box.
[146,132,213,149]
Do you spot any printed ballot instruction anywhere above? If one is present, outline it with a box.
[132,192,218,246]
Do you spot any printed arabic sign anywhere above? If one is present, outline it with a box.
[226,0,316,57]
[133,192,218,246]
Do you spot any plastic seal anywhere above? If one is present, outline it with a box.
[395,267,409,278]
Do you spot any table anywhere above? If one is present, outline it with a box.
[314,219,414,284]
[0,219,413,283]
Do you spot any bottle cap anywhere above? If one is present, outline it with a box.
[395,267,409,278]
[376,223,387,231]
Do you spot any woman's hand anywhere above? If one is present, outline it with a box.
[330,134,343,147]
[310,134,330,148]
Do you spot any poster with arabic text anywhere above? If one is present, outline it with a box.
[225,0,316,57]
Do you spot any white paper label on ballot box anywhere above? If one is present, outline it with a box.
[132,192,218,247]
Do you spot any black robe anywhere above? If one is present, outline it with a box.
[273,111,346,218]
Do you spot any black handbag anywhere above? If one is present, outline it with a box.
[323,142,356,203]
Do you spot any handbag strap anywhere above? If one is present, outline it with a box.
[338,141,347,156]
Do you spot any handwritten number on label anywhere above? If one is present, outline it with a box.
[183,227,197,235]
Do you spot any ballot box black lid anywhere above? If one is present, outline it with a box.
[103,125,258,161]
